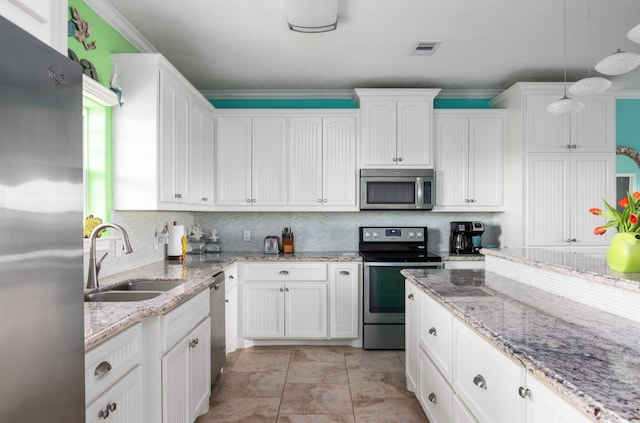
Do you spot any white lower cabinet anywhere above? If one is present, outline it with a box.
[225,265,239,354]
[406,279,591,423]
[328,263,359,339]
[161,290,211,423]
[85,323,143,422]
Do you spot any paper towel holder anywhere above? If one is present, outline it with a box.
[167,221,185,261]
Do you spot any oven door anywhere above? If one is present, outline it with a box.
[363,262,442,324]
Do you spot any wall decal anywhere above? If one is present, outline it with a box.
[68,6,96,50]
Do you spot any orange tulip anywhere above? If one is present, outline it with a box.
[589,208,602,215]
[594,226,607,235]
[619,197,630,208]
[630,214,639,225]
[633,192,640,201]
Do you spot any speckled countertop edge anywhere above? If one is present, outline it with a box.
[481,248,640,293]
[84,252,362,351]
[403,269,638,423]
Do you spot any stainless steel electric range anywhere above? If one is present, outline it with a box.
[359,226,442,350]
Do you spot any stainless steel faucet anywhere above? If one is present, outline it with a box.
[86,223,133,290]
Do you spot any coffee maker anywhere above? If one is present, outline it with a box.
[449,221,485,254]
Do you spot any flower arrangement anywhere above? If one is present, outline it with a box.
[590,192,640,234]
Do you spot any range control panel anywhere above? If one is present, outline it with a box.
[359,227,426,242]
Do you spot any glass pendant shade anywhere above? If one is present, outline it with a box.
[628,23,640,44]
[547,95,585,115]
[595,49,640,75]
[568,77,612,96]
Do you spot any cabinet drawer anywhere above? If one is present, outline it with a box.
[85,366,142,423]
[162,289,209,352]
[419,291,453,383]
[85,323,142,404]
[418,348,453,423]
[453,318,525,423]
[241,263,327,281]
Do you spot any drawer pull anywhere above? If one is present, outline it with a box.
[279,270,290,276]
[94,361,112,378]
[98,402,117,419]
[339,270,350,276]
[228,275,234,280]
[428,392,438,404]
[473,374,487,390]
[189,338,199,348]
[408,293,414,300]
[428,327,437,336]
[518,386,531,399]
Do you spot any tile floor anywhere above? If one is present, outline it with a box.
[195,346,429,423]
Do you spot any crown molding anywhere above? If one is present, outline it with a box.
[200,89,355,100]
[82,0,157,53]
[83,75,118,106]
[436,89,503,99]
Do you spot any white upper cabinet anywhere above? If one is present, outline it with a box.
[288,115,357,208]
[215,115,286,207]
[189,101,215,206]
[1,0,67,54]
[434,110,505,211]
[355,89,440,168]
[525,94,615,153]
[111,54,216,211]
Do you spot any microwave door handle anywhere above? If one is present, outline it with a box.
[416,177,423,209]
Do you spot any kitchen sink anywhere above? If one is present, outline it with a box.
[84,291,163,302]
[109,279,184,292]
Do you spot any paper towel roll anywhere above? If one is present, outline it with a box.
[167,224,184,258]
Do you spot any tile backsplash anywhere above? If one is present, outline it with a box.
[89,210,498,280]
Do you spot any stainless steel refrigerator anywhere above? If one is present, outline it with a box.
[0,16,85,422]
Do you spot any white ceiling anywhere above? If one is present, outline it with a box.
[101,0,640,97]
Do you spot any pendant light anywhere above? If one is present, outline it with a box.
[628,23,640,44]
[569,0,611,96]
[595,0,640,75]
[548,0,585,115]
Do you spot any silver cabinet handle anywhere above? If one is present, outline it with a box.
[246,198,252,203]
[174,193,183,199]
[251,198,256,203]
[285,287,290,292]
[94,361,112,378]
[570,144,577,149]
[428,393,438,404]
[99,402,117,419]
[428,327,437,336]
[565,144,572,149]
[280,287,284,292]
[519,386,531,399]
[323,199,328,203]
[473,374,487,390]
[228,275,234,279]
[407,293,414,300]
[392,157,398,162]
[189,338,199,348]
[339,270,350,276]
[469,199,476,203]
[225,298,229,303]
[318,199,323,203]
[202,197,208,201]
[397,157,403,162]
[565,238,576,243]
[279,270,289,275]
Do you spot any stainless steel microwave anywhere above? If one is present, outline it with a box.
[360,169,435,210]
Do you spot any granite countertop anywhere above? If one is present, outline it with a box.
[403,268,640,423]
[84,251,361,350]
[437,251,485,261]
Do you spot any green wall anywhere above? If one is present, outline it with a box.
[68,0,139,87]
[616,99,640,191]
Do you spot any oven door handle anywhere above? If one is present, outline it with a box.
[364,262,442,268]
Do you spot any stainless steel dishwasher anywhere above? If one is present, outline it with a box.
[210,272,226,384]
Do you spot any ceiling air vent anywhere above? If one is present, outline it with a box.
[412,42,441,56]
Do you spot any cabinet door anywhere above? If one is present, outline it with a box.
[323,117,357,206]
[85,367,143,423]
[162,339,190,423]
[215,117,252,205]
[329,263,359,339]
[435,116,469,208]
[405,281,419,392]
[468,116,504,207]
[571,97,615,153]
[419,291,453,384]
[225,282,238,354]
[285,282,328,338]
[190,318,211,420]
[397,100,433,167]
[453,319,525,423]
[418,348,453,423]
[360,101,397,166]
[525,374,591,423]
[571,154,614,246]
[525,95,569,153]
[240,282,285,338]
[252,117,287,205]
[0,0,66,54]
[159,71,190,204]
[190,102,215,206]
[525,155,571,246]
[288,117,323,206]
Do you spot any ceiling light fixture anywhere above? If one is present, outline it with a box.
[569,0,611,96]
[628,23,640,44]
[548,0,585,115]
[594,0,640,75]
[286,0,338,33]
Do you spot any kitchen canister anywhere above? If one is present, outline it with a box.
[167,222,185,260]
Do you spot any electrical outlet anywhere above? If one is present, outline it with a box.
[153,231,158,251]
[115,240,123,257]
[243,230,251,241]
